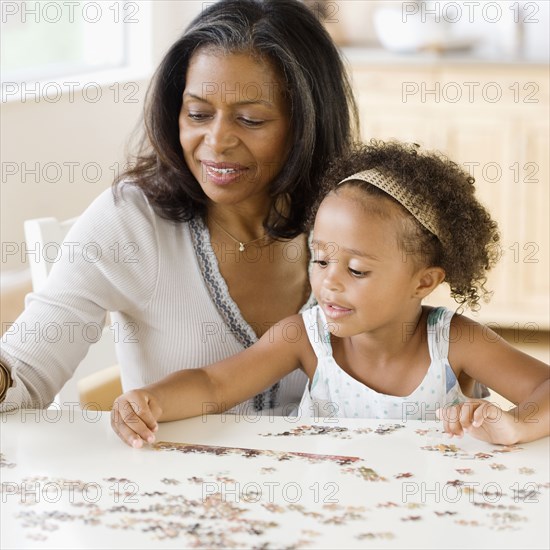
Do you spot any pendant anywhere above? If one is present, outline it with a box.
[238,242,245,252]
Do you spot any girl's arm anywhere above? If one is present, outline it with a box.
[444,315,549,444]
[111,314,311,447]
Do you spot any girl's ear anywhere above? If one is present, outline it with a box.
[414,267,446,299]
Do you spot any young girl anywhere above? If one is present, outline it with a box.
[111,141,549,448]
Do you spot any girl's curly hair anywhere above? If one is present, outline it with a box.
[309,140,501,311]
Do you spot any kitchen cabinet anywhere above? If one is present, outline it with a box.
[348,55,549,328]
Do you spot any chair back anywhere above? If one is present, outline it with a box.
[24,217,78,291]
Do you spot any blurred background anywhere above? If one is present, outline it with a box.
[1,0,548,363]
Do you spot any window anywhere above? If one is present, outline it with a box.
[1,1,152,97]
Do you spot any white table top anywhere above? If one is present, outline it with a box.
[1,409,548,549]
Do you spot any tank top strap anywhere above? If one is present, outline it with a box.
[426,306,455,363]
[301,305,333,359]
[426,306,463,396]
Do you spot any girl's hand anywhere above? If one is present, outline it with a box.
[111,390,162,448]
[437,399,519,446]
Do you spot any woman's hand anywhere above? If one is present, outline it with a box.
[111,390,163,448]
[437,399,519,446]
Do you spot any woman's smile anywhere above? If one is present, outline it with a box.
[201,161,251,186]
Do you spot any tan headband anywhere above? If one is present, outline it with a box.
[338,168,440,241]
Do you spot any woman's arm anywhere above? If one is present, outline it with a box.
[111,314,312,447]
[444,315,549,444]
[0,187,159,410]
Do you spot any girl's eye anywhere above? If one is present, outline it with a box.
[312,260,328,268]
[349,268,368,277]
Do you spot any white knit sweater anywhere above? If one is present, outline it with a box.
[0,186,310,413]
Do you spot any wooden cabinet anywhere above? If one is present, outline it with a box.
[348,57,549,329]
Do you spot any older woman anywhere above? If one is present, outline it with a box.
[0,0,358,414]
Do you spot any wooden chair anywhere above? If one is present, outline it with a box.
[24,217,122,410]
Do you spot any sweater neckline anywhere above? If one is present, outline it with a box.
[189,216,257,348]
[189,216,315,411]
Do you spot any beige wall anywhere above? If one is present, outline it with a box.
[1,84,146,272]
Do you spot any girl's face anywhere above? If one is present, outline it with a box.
[179,48,291,210]
[310,188,426,338]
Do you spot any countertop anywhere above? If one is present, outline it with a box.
[341,46,550,67]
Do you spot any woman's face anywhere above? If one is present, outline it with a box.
[179,49,291,210]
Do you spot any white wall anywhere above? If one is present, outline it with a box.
[1,1,203,274]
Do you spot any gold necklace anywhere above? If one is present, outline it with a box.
[210,218,268,252]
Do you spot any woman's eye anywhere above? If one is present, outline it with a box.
[239,117,264,127]
[187,112,211,121]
